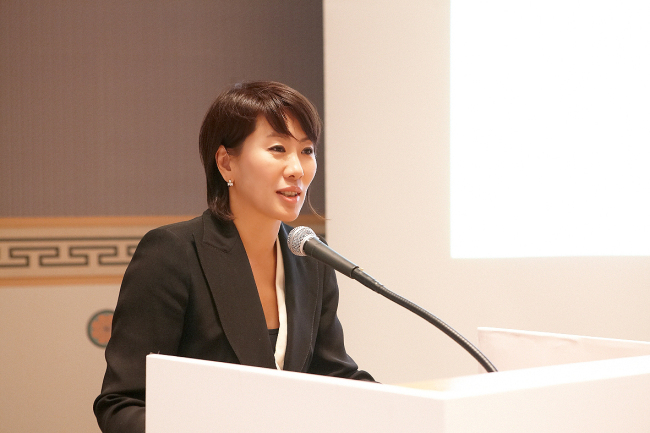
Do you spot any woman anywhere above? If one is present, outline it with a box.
[94,81,374,433]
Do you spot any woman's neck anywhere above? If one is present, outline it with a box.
[233,215,281,259]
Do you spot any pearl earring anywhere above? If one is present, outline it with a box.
[227,179,234,187]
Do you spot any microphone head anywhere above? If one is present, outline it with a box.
[287,226,318,256]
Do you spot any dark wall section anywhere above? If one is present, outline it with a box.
[0,0,324,217]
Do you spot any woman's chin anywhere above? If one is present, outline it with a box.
[277,207,302,223]
[280,214,300,223]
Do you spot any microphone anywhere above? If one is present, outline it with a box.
[287,226,498,373]
[287,226,360,278]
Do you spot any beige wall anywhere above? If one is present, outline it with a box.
[324,0,650,383]
[0,284,120,432]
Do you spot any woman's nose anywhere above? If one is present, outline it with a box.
[285,152,304,179]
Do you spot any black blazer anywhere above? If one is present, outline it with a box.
[94,210,373,433]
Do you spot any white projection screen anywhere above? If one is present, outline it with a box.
[450,0,650,258]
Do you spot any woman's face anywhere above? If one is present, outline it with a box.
[224,115,316,223]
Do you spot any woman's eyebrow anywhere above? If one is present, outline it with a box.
[267,132,311,142]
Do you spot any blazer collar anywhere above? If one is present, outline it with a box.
[194,211,276,369]
[194,211,319,372]
[278,223,319,372]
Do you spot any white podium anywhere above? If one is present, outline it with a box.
[477,327,650,371]
[146,330,650,432]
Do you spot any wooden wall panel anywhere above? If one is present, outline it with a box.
[0,0,324,218]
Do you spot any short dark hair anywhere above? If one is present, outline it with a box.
[199,81,322,221]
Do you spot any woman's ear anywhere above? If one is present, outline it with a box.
[215,145,232,179]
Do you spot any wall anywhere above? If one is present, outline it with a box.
[324,0,650,384]
[0,0,325,217]
[0,1,323,432]
[0,284,120,432]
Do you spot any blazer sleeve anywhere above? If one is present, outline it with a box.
[307,262,375,381]
[93,227,193,433]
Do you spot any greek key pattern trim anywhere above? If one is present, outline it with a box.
[0,237,140,278]
[0,237,138,267]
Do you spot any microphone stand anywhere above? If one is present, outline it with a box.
[350,268,498,373]
[294,228,498,373]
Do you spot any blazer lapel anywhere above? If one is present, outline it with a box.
[194,211,276,369]
[279,224,319,372]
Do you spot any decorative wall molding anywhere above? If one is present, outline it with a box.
[0,216,191,285]
[0,214,325,286]
[0,237,139,268]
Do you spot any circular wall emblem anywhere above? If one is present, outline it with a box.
[88,310,114,348]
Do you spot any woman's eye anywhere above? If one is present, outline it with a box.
[302,147,315,155]
[269,145,285,152]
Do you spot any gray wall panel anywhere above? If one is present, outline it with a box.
[0,0,324,216]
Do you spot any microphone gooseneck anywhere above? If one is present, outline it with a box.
[287,226,498,374]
